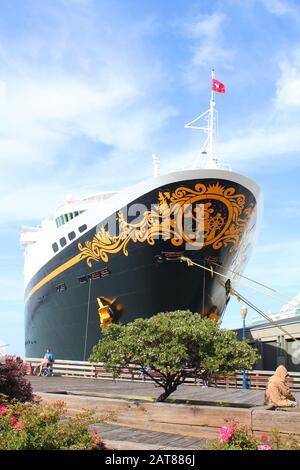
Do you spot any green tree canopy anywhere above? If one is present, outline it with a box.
[90,310,259,401]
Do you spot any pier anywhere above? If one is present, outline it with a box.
[28,375,300,450]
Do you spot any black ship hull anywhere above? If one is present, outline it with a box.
[24,174,259,360]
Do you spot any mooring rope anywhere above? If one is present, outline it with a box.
[180,255,300,342]
[210,260,293,304]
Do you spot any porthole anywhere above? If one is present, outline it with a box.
[79,224,87,233]
[59,237,67,247]
[68,231,76,241]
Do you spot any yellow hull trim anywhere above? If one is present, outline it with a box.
[24,253,82,304]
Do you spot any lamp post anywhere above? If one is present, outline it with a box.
[241,305,248,390]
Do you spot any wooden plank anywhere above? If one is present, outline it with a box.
[252,409,300,434]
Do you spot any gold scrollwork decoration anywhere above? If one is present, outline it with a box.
[78,182,253,267]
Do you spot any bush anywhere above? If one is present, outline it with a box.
[0,400,106,450]
[90,310,259,402]
[208,420,300,450]
[0,356,34,403]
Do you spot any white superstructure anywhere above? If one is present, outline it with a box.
[251,292,300,326]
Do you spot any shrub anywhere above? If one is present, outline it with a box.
[90,311,259,401]
[208,420,258,450]
[0,356,34,403]
[208,420,300,450]
[0,400,106,450]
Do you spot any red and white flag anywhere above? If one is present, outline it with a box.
[212,78,225,93]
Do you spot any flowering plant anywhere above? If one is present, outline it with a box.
[0,356,34,403]
[0,401,106,450]
[208,421,300,451]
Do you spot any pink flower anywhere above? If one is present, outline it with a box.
[220,426,234,443]
[258,444,272,450]
[0,406,8,415]
[91,429,103,449]
[10,416,17,427]
[15,421,25,432]
[230,420,238,431]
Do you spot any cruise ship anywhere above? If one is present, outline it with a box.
[21,72,263,360]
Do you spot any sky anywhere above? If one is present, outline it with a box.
[0,0,300,356]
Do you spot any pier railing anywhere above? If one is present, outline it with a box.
[24,358,300,391]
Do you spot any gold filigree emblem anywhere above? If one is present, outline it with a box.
[78,182,253,267]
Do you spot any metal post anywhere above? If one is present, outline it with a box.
[242,317,247,389]
[241,305,248,390]
[83,277,92,361]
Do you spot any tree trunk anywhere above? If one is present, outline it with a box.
[157,384,178,402]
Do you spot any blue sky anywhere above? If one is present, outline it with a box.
[0,0,300,356]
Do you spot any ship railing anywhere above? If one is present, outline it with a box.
[24,358,300,390]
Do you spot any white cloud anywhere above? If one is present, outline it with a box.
[187,12,233,67]
[220,125,300,163]
[210,48,300,166]
[0,6,178,221]
[274,54,300,110]
[261,0,299,18]
[180,12,235,90]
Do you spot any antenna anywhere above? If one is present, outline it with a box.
[152,153,160,177]
[185,69,229,170]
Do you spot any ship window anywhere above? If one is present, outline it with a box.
[99,268,111,278]
[78,276,88,284]
[88,268,111,280]
[59,237,67,247]
[68,231,76,241]
[56,283,66,292]
[79,224,87,233]
[69,213,74,220]
[52,242,59,253]
[74,211,79,217]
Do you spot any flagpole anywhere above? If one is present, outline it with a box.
[184,69,229,170]
[209,69,216,162]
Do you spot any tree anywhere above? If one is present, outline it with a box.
[89,310,259,402]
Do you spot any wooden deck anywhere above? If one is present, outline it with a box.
[92,423,208,450]
[28,376,300,450]
[29,375,300,406]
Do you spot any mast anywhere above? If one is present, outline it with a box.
[208,69,216,163]
[152,153,160,177]
[185,69,225,169]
